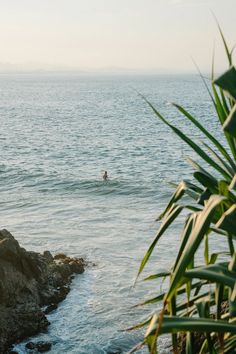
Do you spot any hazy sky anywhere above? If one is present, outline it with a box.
[0,0,235,72]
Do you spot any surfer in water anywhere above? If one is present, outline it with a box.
[103,171,108,180]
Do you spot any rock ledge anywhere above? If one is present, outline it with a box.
[0,229,85,353]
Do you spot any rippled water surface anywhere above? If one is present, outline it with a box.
[0,73,221,353]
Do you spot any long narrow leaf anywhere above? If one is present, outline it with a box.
[223,104,236,137]
[202,141,235,177]
[143,272,170,282]
[212,83,236,159]
[173,103,236,171]
[185,264,236,288]
[142,96,231,179]
[145,315,236,336]
[133,294,165,308]
[157,180,202,221]
[216,204,236,236]
[137,204,183,279]
[166,195,225,301]
[214,16,232,66]
[214,66,236,100]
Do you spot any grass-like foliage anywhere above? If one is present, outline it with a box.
[132,30,236,353]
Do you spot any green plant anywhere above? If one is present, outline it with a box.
[132,30,236,353]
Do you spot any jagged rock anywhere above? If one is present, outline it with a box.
[54,253,67,260]
[44,303,58,314]
[0,229,85,353]
[36,341,52,352]
[43,251,54,263]
[25,341,36,349]
[25,341,52,352]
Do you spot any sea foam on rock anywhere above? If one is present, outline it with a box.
[0,229,85,353]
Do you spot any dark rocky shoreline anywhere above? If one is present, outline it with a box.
[0,229,85,353]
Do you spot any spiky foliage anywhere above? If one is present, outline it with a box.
[133,31,236,353]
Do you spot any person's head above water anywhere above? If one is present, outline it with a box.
[103,171,108,180]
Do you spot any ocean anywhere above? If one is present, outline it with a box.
[0,73,221,353]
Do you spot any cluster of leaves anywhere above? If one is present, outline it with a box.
[132,30,236,353]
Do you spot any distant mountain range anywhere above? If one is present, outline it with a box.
[0,62,198,75]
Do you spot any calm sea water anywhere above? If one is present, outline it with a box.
[0,73,222,353]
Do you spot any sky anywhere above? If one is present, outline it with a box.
[0,0,235,73]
